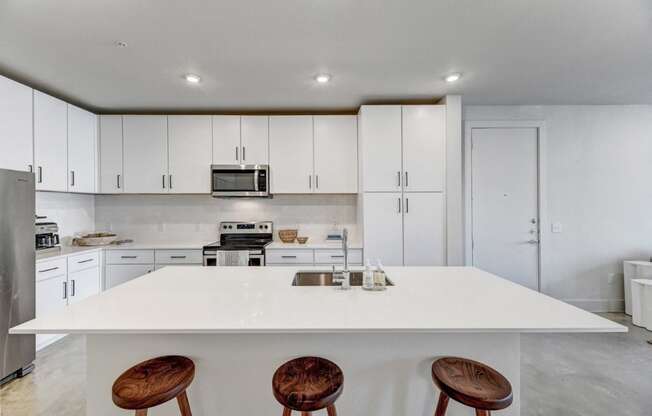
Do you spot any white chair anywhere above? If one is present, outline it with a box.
[631,279,652,330]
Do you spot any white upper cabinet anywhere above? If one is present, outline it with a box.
[402,105,445,192]
[313,115,358,193]
[123,115,168,193]
[67,105,96,193]
[359,106,402,192]
[240,116,269,165]
[0,75,33,172]
[212,115,241,164]
[269,116,313,193]
[34,91,68,192]
[403,192,445,266]
[99,115,123,193]
[168,115,212,194]
[362,192,404,266]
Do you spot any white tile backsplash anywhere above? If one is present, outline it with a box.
[95,194,358,243]
[36,191,96,245]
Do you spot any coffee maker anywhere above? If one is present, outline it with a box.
[35,221,60,251]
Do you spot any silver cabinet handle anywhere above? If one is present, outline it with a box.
[242,146,246,161]
[330,255,344,258]
[316,175,319,189]
[405,171,408,187]
[117,174,121,189]
[28,164,32,172]
[398,197,401,213]
[120,255,137,259]
[162,174,166,189]
[235,146,238,161]
[281,255,297,259]
[71,279,76,297]
[38,266,59,273]
[77,258,93,264]
[308,175,312,189]
[70,170,75,187]
[406,197,409,213]
[62,281,68,299]
[170,255,186,259]
[397,171,401,187]
[527,240,540,244]
[38,166,42,183]
[169,174,173,189]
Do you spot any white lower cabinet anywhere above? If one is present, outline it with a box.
[67,267,101,304]
[363,193,404,266]
[403,193,445,266]
[266,248,363,266]
[106,264,154,289]
[35,274,67,351]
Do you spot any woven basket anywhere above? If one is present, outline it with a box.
[278,229,298,243]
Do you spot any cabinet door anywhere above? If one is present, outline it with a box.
[0,75,33,172]
[67,105,96,193]
[359,106,402,192]
[106,264,154,289]
[314,115,358,193]
[241,116,269,165]
[34,91,68,191]
[35,275,67,349]
[68,267,100,303]
[403,193,445,266]
[402,105,445,192]
[362,193,404,266]
[212,115,241,164]
[168,115,212,193]
[123,115,168,193]
[99,115,123,193]
[269,116,314,193]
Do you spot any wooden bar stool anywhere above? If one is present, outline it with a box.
[112,355,195,416]
[431,356,512,416]
[272,356,344,416]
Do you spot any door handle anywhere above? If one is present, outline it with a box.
[117,174,121,189]
[308,175,312,189]
[169,174,173,189]
[63,281,68,299]
[39,267,59,273]
[242,146,246,161]
[398,197,401,213]
[527,240,540,244]
[77,258,93,264]
[235,146,238,161]
[316,175,319,189]
[281,255,297,259]
[405,197,409,213]
[120,255,137,259]
[162,174,166,189]
[28,164,32,173]
[170,256,187,259]
[70,170,75,187]
[38,166,42,183]
[405,171,408,187]
[71,279,76,297]
[397,171,401,187]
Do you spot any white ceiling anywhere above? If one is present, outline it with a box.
[1,0,651,112]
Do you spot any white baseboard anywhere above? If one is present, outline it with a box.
[563,298,625,313]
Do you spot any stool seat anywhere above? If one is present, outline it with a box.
[431,356,512,411]
[112,355,195,410]
[272,356,343,412]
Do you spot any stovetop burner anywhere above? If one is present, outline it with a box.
[203,221,274,253]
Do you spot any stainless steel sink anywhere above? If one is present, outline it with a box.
[292,271,394,286]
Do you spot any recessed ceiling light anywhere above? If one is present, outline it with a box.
[445,73,462,83]
[184,74,201,84]
[315,74,331,84]
[115,41,128,48]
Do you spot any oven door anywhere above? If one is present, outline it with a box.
[211,164,269,197]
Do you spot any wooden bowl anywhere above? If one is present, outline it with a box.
[278,229,298,243]
[296,236,309,244]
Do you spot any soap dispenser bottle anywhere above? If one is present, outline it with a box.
[363,259,375,290]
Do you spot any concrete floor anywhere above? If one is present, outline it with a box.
[1,313,651,416]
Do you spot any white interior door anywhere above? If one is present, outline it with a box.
[471,127,540,290]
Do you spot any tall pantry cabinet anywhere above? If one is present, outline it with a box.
[359,105,446,266]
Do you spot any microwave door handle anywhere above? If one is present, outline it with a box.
[254,169,259,191]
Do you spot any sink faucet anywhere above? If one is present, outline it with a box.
[333,228,350,289]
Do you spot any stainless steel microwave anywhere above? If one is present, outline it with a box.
[211,164,269,197]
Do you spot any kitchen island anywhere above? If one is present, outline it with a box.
[11,266,625,416]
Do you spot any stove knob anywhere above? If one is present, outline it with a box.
[229,225,233,229]
[264,225,269,229]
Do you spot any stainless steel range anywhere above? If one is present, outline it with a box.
[203,221,273,266]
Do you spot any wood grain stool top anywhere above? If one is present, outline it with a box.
[431,356,513,411]
[272,356,344,412]
[112,355,195,410]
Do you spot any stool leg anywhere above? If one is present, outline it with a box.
[176,390,192,416]
[135,410,147,416]
[300,413,311,416]
[475,410,490,416]
[327,405,337,416]
[282,408,292,416]
[434,392,449,416]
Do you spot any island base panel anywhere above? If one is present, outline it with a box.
[87,333,520,416]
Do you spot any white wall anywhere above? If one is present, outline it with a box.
[95,194,358,243]
[36,191,96,245]
[464,105,652,312]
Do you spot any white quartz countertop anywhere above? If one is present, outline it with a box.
[36,246,102,262]
[267,241,362,249]
[11,266,625,335]
[102,242,211,250]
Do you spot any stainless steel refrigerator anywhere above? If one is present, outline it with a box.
[0,168,35,383]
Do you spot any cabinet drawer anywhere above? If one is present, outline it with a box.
[266,249,314,264]
[314,249,363,265]
[68,251,100,272]
[106,250,155,264]
[35,258,67,282]
[155,249,202,265]
[106,264,154,289]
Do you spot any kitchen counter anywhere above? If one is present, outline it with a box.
[11,266,624,416]
[102,241,211,250]
[35,245,102,262]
